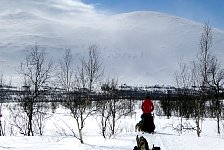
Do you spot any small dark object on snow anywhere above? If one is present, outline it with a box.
[152,144,161,150]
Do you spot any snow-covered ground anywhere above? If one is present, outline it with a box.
[0,103,224,150]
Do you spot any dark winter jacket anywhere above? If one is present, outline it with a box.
[141,98,154,114]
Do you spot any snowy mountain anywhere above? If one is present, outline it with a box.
[0,0,224,86]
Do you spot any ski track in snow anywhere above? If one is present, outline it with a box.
[155,116,169,150]
[151,117,167,150]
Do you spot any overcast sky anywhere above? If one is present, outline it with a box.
[83,0,224,30]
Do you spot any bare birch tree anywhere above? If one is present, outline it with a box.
[0,74,5,136]
[58,45,103,143]
[193,21,213,137]
[207,56,224,134]
[175,22,214,137]
[81,44,103,93]
[17,45,53,136]
[174,60,191,133]
[57,48,74,92]
[98,78,135,138]
[72,44,103,143]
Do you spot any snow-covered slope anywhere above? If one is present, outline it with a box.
[0,0,224,86]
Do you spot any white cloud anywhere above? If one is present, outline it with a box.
[49,0,95,12]
[0,0,100,17]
